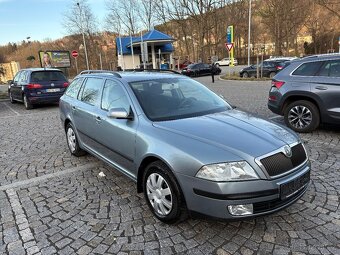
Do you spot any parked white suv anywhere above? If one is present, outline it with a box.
[215,58,238,66]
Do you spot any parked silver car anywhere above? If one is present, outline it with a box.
[59,71,310,223]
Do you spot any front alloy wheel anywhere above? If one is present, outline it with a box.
[9,91,16,104]
[143,161,186,223]
[284,100,320,133]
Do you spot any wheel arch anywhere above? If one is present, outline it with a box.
[281,93,323,120]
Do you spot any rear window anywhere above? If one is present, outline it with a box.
[292,61,323,76]
[31,71,67,82]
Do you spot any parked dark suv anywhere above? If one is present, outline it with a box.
[181,63,221,77]
[240,60,288,78]
[268,54,340,132]
[8,68,69,109]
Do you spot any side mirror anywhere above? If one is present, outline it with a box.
[7,80,13,85]
[107,108,133,119]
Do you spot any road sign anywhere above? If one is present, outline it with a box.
[71,50,79,58]
[226,25,233,43]
[225,43,234,51]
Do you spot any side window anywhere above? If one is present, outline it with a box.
[329,60,340,77]
[292,61,323,76]
[65,78,84,98]
[79,78,103,106]
[13,71,22,83]
[317,62,330,77]
[101,79,130,112]
[19,71,27,83]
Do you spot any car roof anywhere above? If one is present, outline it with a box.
[300,53,340,61]
[77,71,184,83]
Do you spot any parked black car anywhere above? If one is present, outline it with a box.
[239,60,288,78]
[8,68,69,110]
[181,63,221,77]
[268,54,340,132]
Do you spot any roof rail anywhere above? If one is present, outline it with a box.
[123,69,181,75]
[79,70,122,78]
[302,53,340,59]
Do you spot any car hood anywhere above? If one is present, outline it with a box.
[153,110,299,158]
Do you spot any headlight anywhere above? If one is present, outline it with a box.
[196,161,259,182]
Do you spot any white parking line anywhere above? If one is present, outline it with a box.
[2,102,20,116]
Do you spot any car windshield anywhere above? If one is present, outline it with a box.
[129,77,231,121]
[31,71,67,82]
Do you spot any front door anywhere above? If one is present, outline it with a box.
[96,79,138,178]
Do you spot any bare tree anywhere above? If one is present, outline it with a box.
[106,0,140,34]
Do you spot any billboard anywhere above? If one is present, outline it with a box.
[39,51,71,68]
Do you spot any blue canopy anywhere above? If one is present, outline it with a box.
[116,29,175,55]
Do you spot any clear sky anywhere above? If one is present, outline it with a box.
[0,0,107,46]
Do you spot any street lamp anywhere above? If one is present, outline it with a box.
[77,2,89,70]
[248,0,252,66]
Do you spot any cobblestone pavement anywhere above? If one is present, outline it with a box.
[0,77,339,255]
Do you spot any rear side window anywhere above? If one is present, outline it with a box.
[329,60,340,77]
[79,78,103,106]
[19,71,28,83]
[65,78,84,98]
[292,61,323,76]
[31,71,67,82]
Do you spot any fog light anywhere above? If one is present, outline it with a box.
[228,204,253,216]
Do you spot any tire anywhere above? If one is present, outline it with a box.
[242,72,249,78]
[284,100,320,133]
[65,122,86,156]
[9,91,16,104]
[269,72,276,78]
[23,94,33,110]
[143,161,187,223]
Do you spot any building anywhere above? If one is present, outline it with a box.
[0,61,20,83]
[116,30,175,70]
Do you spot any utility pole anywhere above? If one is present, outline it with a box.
[77,2,89,70]
[248,0,252,66]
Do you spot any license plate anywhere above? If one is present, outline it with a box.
[46,88,60,92]
[280,171,310,199]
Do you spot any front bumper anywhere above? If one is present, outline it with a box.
[176,162,310,219]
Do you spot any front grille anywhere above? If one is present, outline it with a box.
[260,144,307,177]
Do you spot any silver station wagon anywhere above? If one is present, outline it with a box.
[59,70,311,223]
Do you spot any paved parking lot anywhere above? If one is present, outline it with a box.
[0,77,339,255]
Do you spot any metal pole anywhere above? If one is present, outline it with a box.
[248,0,252,66]
[130,30,135,69]
[75,58,78,74]
[99,52,103,70]
[141,32,146,69]
[77,3,89,70]
[119,34,125,71]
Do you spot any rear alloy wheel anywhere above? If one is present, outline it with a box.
[143,161,186,223]
[242,72,249,78]
[269,72,276,78]
[9,91,16,104]
[65,123,86,156]
[284,100,320,133]
[23,94,33,110]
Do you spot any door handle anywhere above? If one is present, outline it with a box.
[315,86,328,90]
[72,106,77,111]
[95,116,102,122]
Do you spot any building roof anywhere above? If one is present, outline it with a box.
[116,29,175,55]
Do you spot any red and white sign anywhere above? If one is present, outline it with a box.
[225,43,234,51]
[71,50,79,58]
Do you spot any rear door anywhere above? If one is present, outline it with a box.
[30,70,68,96]
[72,77,104,150]
[311,60,340,120]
